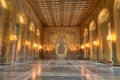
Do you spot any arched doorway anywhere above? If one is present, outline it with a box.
[114,0,120,65]
[98,8,113,63]
[89,20,98,60]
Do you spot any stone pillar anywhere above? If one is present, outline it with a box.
[25,26,31,60]
[31,28,35,59]
[98,23,109,63]
[0,6,11,64]
[90,31,97,61]
[34,28,39,59]
[98,25,103,61]
[36,29,40,59]
[108,23,113,62]
[83,48,87,59]
[27,26,33,59]
[16,24,27,62]
[114,0,120,65]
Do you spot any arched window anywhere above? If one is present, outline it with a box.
[29,22,35,32]
[98,8,112,62]
[89,20,97,60]
[36,29,40,36]
[89,20,96,41]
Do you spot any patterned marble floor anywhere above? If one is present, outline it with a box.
[0,60,120,80]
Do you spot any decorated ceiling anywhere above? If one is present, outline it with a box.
[27,0,97,27]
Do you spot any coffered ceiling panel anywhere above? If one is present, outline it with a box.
[27,0,96,27]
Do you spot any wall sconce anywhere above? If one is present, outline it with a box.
[29,22,35,32]
[25,40,30,46]
[10,34,17,41]
[85,43,90,48]
[33,43,38,48]
[112,33,116,41]
[0,0,8,9]
[107,34,112,41]
[19,15,24,24]
[93,40,99,46]
[30,26,33,31]
[38,45,42,50]
[36,29,40,36]
[81,45,85,49]
[71,47,77,51]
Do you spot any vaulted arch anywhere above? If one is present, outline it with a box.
[98,8,112,63]
[89,20,98,60]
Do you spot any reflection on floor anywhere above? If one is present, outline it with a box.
[0,60,120,80]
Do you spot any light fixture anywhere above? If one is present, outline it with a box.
[29,22,35,32]
[93,40,99,46]
[93,41,97,45]
[36,29,40,36]
[71,47,77,51]
[19,15,24,24]
[85,43,90,48]
[107,34,112,41]
[25,40,30,46]
[33,43,38,48]
[112,33,116,41]
[10,34,17,41]
[38,45,42,49]
[0,0,8,9]
[81,45,85,49]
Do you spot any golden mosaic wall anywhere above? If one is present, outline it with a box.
[43,27,80,59]
[0,0,42,64]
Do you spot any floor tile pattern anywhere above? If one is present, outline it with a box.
[0,60,120,80]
